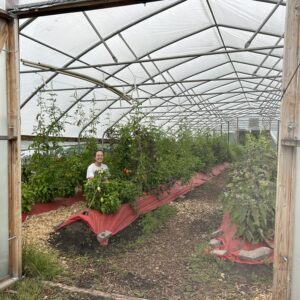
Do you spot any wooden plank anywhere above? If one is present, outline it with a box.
[0,277,18,290]
[7,17,21,279]
[0,19,8,50]
[9,0,162,18]
[273,0,300,299]
[43,281,148,300]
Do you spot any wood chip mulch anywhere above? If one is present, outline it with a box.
[22,171,273,300]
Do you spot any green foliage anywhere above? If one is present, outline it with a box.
[107,120,229,193]
[21,87,101,211]
[21,183,35,212]
[191,133,216,172]
[30,90,66,155]
[228,143,245,162]
[22,153,79,204]
[0,279,43,300]
[189,242,232,283]
[222,135,277,243]
[23,244,62,280]
[107,118,161,191]
[127,204,177,248]
[84,170,139,214]
[141,204,177,236]
[21,138,99,210]
[209,135,230,163]
[22,95,230,214]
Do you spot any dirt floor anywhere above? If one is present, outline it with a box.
[20,170,273,300]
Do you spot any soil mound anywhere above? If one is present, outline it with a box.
[49,218,143,256]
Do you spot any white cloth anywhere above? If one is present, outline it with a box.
[86,163,109,179]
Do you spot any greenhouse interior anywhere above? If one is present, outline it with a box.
[0,0,299,299]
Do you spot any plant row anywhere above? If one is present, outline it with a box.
[221,135,277,243]
[22,119,236,213]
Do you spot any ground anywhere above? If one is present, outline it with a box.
[3,170,273,299]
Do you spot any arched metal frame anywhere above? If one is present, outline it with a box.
[14,0,285,139]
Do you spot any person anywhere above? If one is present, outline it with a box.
[86,150,110,179]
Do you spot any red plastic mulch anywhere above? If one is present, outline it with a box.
[56,163,229,245]
[214,213,273,264]
[22,192,83,222]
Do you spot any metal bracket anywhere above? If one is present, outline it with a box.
[0,135,17,141]
[281,139,300,147]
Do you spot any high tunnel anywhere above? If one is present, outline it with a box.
[0,0,299,299]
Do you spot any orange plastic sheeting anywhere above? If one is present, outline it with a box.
[215,213,273,264]
[22,192,83,222]
[57,163,229,245]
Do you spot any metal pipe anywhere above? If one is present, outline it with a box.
[103,99,280,110]
[79,89,281,102]
[149,59,207,123]
[253,35,284,75]
[21,59,132,103]
[150,70,282,129]
[19,32,134,88]
[19,17,36,31]
[107,71,281,132]
[20,0,187,108]
[206,0,251,108]
[77,49,282,136]
[118,33,154,82]
[21,45,284,72]
[245,0,284,48]
[253,0,285,5]
[83,11,118,63]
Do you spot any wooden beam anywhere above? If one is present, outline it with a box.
[273,0,300,299]
[8,0,162,18]
[0,18,8,49]
[7,17,21,279]
[0,8,14,20]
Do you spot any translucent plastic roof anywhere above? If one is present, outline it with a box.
[14,0,285,137]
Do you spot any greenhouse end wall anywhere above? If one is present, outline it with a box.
[0,7,22,288]
[0,25,9,282]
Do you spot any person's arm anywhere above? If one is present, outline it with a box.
[86,165,94,179]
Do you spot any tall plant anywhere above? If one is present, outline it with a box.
[30,88,67,155]
[222,135,277,243]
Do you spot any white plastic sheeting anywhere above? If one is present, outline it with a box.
[16,0,285,138]
[0,49,9,280]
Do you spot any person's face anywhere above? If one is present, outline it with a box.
[95,151,104,164]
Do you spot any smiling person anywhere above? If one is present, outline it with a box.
[86,150,110,179]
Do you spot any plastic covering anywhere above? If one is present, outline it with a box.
[0,49,9,279]
[215,213,273,264]
[10,0,285,138]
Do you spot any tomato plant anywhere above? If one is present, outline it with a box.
[222,135,277,243]
[84,170,139,214]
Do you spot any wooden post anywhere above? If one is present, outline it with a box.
[273,0,300,299]
[220,123,223,136]
[7,17,21,279]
